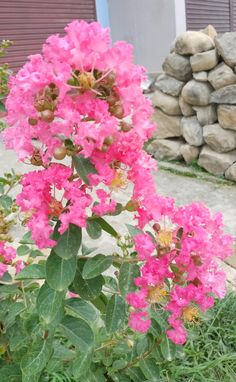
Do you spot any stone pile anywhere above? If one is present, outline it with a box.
[148,25,236,182]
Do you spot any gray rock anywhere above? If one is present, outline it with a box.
[182,80,213,106]
[155,73,184,97]
[193,71,208,82]
[208,62,236,90]
[198,145,236,176]
[179,95,195,117]
[147,139,184,161]
[225,162,236,181]
[152,108,182,138]
[180,144,200,164]
[190,49,218,72]
[218,105,236,131]
[162,53,192,82]
[181,116,204,146]
[193,105,217,126]
[175,31,214,55]
[200,25,217,40]
[203,124,236,153]
[215,32,236,67]
[152,89,181,115]
[210,85,236,104]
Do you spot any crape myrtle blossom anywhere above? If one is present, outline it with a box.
[127,203,233,344]
[3,20,233,345]
[0,241,24,278]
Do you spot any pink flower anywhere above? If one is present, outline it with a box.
[0,263,8,278]
[166,325,187,345]
[134,233,156,260]
[128,311,151,333]
[126,288,148,309]
[15,260,25,273]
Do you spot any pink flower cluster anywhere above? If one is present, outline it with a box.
[0,241,24,278]
[16,163,93,248]
[3,20,233,345]
[127,203,233,343]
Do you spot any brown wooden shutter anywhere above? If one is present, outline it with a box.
[185,0,231,33]
[231,0,236,30]
[0,0,97,73]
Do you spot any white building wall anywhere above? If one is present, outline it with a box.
[107,0,179,72]
[96,0,110,28]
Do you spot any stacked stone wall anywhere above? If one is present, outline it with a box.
[148,25,236,182]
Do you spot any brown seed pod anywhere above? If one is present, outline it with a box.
[120,121,132,132]
[28,117,38,126]
[107,93,118,106]
[110,103,124,119]
[34,99,46,112]
[40,110,54,123]
[101,144,109,152]
[30,151,43,166]
[53,146,67,160]
[104,135,115,146]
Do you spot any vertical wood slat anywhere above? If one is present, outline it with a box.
[0,0,97,73]
[185,0,231,33]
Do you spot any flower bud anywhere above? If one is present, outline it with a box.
[78,72,96,90]
[30,151,43,166]
[127,339,134,348]
[125,200,139,212]
[109,103,124,119]
[107,93,118,106]
[104,135,114,146]
[101,144,109,152]
[53,146,67,160]
[28,117,38,126]
[153,223,160,233]
[40,110,54,123]
[120,121,132,132]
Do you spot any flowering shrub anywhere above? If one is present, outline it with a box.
[0,21,233,381]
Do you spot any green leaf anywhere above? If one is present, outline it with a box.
[15,263,46,280]
[119,263,140,297]
[160,334,176,361]
[66,298,98,323]
[91,293,108,313]
[4,302,25,330]
[46,250,77,291]
[112,359,128,370]
[60,316,94,350]
[139,358,160,380]
[54,223,82,259]
[82,244,97,256]
[126,224,142,237]
[37,282,64,325]
[126,367,146,382]
[0,100,6,113]
[21,339,52,376]
[84,370,106,382]
[29,249,44,258]
[82,254,112,279]
[0,194,12,211]
[95,217,119,238]
[73,155,97,185]
[0,364,21,382]
[20,231,34,245]
[71,350,92,378]
[73,262,104,300]
[86,219,102,239]
[17,245,31,256]
[105,295,126,334]
[0,284,20,295]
